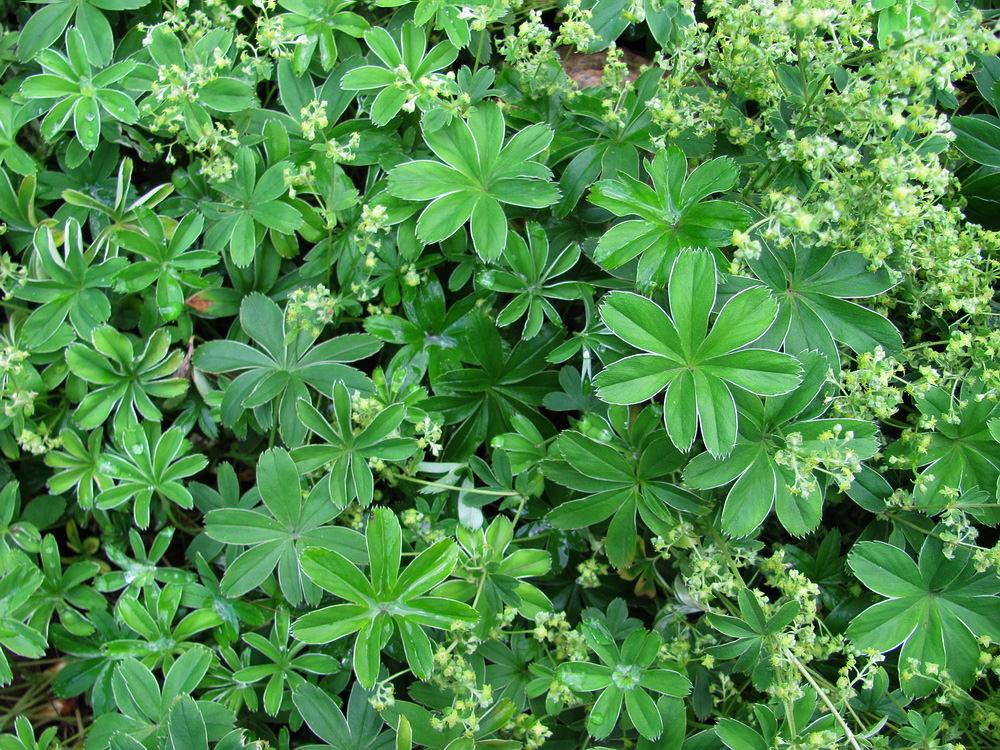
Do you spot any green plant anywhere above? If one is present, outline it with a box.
[558,621,691,740]
[114,209,216,321]
[15,219,124,348]
[20,28,137,152]
[87,647,234,749]
[97,423,208,528]
[201,150,302,268]
[847,536,1000,697]
[543,408,705,568]
[341,22,457,126]
[204,447,366,604]
[5,0,1000,747]
[193,293,379,446]
[476,222,590,339]
[0,563,46,686]
[292,507,478,688]
[589,146,751,288]
[387,103,560,260]
[684,351,880,537]
[65,325,187,433]
[290,382,417,506]
[595,248,803,458]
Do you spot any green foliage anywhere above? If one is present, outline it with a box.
[684,351,880,537]
[97,423,208,528]
[65,325,188,433]
[115,209,216,321]
[293,507,478,688]
[201,150,303,268]
[20,28,137,152]
[0,562,46,686]
[15,219,124,348]
[543,409,704,568]
[558,621,690,739]
[477,223,590,340]
[204,447,366,604]
[387,103,560,260]
[706,588,802,690]
[723,240,903,366]
[341,23,457,126]
[193,293,379,446]
[595,248,803,458]
[3,0,1000,748]
[290,382,417,506]
[589,147,751,287]
[847,537,1000,697]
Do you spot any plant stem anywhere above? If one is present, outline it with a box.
[386,471,520,496]
[786,650,864,750]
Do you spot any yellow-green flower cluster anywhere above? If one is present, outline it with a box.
[531,612,588,661]
[285,285,340,337]
[503,713,552,749]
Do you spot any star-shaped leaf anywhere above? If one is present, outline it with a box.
[205,448,367,605]
[387,103,560,260]
[193,293,379,446]
[847,537,1000,697]
[293,507,478,688]
[289,382,418,507]
[588,146,751,287]
[595,248,803,458]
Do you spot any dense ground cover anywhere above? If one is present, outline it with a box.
[2,0,1000,747]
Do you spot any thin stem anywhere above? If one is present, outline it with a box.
[268,411,279,450]
[786,650,864,750]
[386,471,520,496]
[886,512,981,551]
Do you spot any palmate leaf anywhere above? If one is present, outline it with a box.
[19,29,139,151]
[363,275,475,382]
[706,589,802,692]
[847,537,1000,697]
[722,237,903,366]
[204,448,367,605]
[45,427,113,509]
[423,311,559,459]
[555,68,664,216]
[588,146,751,287]
[289,382,418,507]
[341,22,456,124]
[277,0,370,74]
[15,219,125,348]
[595,248,802,458]
[543,420,705,569]
[387,103,560,260]
[193,293,380,446]
[65,325,187,434]
[885,377,1000,520]
[97,423,208,529]
[87,648,234,750]
[435,516,552,636]
[17,0,151,65]
[477,222,591,339]
[684,351,881,537]
[115,208,216,321]
[201,149,302,267]
[292,508,478,688]
[232,612,340,717]
[0,563,46,686]
[558,622,690,740]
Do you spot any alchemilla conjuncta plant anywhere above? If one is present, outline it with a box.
[2,0,1000,748]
